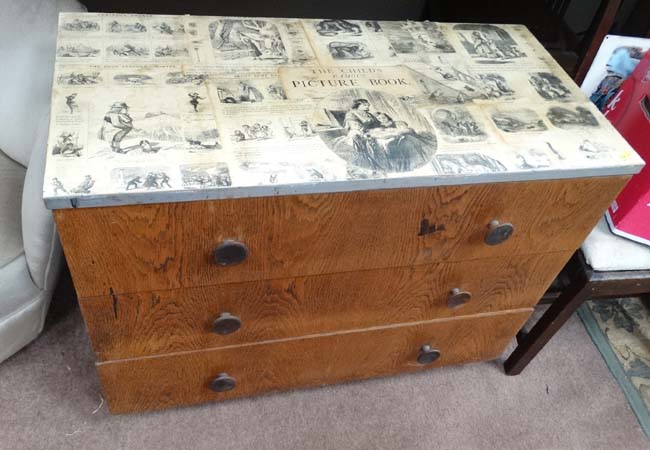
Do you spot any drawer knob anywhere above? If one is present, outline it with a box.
[213,240,249,266]
[448,288,472,308]
[213,312,242,335]
[210,373,236,392]
[485,220,514,246]
[417,344,441,365]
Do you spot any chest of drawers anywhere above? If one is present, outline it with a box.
[44,13,643,413]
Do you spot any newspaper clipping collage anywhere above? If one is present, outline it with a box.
[44,13,639,204]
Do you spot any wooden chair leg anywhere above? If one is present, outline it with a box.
[504,277,592,375]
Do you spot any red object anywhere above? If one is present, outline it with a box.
[602,51,650,246]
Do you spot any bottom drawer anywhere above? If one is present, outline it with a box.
[97,309,530,413]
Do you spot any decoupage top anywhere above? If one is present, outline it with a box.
[43,13,644,209]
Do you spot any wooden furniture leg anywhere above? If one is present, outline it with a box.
[504,254,591,375]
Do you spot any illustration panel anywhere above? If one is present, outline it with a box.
[106,19,147,33]
[547,106,599,129]
[112,73,155,86]
[208,19,288,64]
[529,72,573,101]
[181,163,232,188]
[429,106,487,143]
[61,17,100,32]
[432,152,507,174]
[50,173,96,195]
[313,89,437,172]
[154,44,190,59]
[490,108,547,133]
[454,24,526,63]
[381,21,455,54]
[110,167,175,191]
[57,70,102,86]
[152,19,186,36]
[56,42,100,58]
[106,42,150,58]
[410,65,515,104]
[215,79,284,103]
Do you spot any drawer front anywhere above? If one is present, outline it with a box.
[97,310,530,413]
[55,177,627,297]
[81,252,569,360]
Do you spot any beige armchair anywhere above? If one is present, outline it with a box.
[0,0,85,362]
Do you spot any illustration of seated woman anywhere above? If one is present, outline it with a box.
[334,98,435,173]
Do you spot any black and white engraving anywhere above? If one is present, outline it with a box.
[108,20,147,33]
[62,19,99,32]
[113,74,153,85]
[516,148,552,169]
[454,24,526,63]
[431,107,487,143]
[112,168,172,191]
[547,106,599,129]
[155,45,189,57]
[328,42,372,60]
[107,44,149,57]
[57,72,101,85]
[209,19,287,62]
[478,74,514,99]
[185,128,221,150]
[529,72,572,101]
[315,19,362,36]
[432,153,506,174]
[491,108,547,133]
[97,102,135,153]
[56,175,94,194]
[283,119,315,139]
[382,21,454,54]
[166,72,207,85]
[414,67,513,104]
[51,177,68,194]
[57,44,100,58]
[579,139,612,159]
[231,122,274,141]
[153,22,185,35]
[65,94,78,114]
[217,81,265,103]
[314,89,437,172]
[181,163,232,188]
[267,83,287,100]
[188,92,204,112]
[51,131,82,157]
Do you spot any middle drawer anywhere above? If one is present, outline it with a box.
[80,251,567,361]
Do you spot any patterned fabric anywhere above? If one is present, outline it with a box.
[579,298,650,437]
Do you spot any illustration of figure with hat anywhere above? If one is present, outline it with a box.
[98,102,133,153]
[188,92,204,112]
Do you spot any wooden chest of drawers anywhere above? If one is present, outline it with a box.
[44,13,643,413]
[54,177,627,413]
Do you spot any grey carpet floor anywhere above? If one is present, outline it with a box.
[1,271,647,450]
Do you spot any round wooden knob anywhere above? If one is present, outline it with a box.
[210,373,236,392]
[213,312,241,335]
[485,220,514,246]
[417,345,441,365]
[213,240,249,266]
[448,288,472,308]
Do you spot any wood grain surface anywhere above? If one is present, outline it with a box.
[96,309,531,413]
[55,177,628,298]
[80,252,569,360]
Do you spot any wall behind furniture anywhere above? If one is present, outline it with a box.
[80,0,428,20]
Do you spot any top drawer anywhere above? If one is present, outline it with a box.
[55,176,626,297]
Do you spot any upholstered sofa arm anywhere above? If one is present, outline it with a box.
[22,112,62,292]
